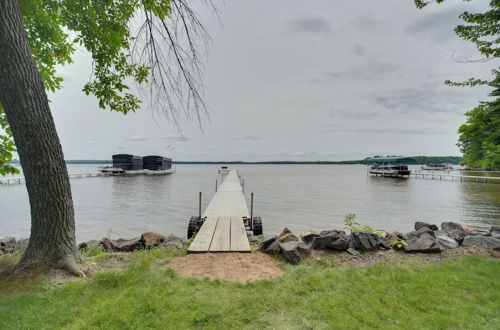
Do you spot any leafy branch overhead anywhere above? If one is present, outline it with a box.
[0,0,214,175]
[416,0,499,88]
[20,0,212,118]
[416,0,499,169]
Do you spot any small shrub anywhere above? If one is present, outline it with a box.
[343,213,383,237]
[392,239,408,250]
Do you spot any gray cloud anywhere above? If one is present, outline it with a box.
[126,136,151,142]
[352,127,446,135]
[286,15,331,35]
[352,43,366,56]
[161,135,190,142]
[233,135,262,141]
[405,8,462,42]
[308,60,398,84]
[371,87,466,115]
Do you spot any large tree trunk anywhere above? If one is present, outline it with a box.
[0,0,83,276]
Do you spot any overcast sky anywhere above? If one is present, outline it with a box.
[47,0,497,161]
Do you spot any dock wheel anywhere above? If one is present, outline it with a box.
[252,216,263,236]
[188,216,201,240]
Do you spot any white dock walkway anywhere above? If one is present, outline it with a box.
[188,170,251,253]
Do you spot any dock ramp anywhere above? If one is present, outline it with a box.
[188,170,251,253]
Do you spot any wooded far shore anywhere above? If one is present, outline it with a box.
[9,156,464,165]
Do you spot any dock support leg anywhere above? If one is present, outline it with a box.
[198,192,202,220]
[250,192,254,229]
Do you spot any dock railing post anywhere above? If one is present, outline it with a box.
[250,192,254,225]
[242,179,244,193]
[198,192,202,220]
[215,179,218,192]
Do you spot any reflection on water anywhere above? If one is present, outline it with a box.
[0,164,499,242]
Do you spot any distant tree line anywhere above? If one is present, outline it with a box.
[9,156,462,165]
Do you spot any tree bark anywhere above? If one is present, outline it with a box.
[0,0,83,276]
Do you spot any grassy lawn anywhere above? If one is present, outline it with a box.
[0,248,499,329]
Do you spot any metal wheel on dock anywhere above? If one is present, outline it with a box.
[187,216,203,239]
[252,216,263,235]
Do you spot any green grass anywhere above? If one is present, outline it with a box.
[0,249,499,329]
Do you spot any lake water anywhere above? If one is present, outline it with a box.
[1,164,499,242]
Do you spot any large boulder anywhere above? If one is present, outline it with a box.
[311,230,349,251]
[490,226,500,238]
[405,233,441,253]
[262,237,281,255]
[462,236,500,251]
[141,232,166,248]
[100,237,142,252]
[0,237,16,254]
[434,230,459,249]
[260,236,278,250]
[159,235,186,248]
[441,222,468,243]
[0,237,15,246]
[278,227,298,243]
[279,241,311,265]
[377,236,391,250]
[350,232,380,252]
[407,227,434,239]
[415,222,438,231]
[301,232,319,245]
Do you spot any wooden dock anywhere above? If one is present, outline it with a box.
[188,170,251,253]
[0,169,174,185]
[411,171,500,183]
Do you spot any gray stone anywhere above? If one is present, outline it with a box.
[489,226,500,238]
[462,236,500,251]
[279,234,299,243]
[78,240,100,251]
[311,230,349,251]
[301,232,319,245]
[441,222,468,243]
[0,237,15,247]
[0,237,17,254]
[346,248,360,256]
[351,232,380,252]
[141,232,166,248]
[415,222,438,231]
[434,232,459,249]
[99,237,142,252]
[407,227,434,239]
[263,238,281,255]
[260,236,278,251]
[159,235,186,248]
[405,233,441,253]
[377,237,391,250]
[279,241,311,265]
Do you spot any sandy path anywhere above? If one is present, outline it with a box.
[167,252,282,282]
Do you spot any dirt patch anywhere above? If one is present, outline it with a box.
[167,252,282,282]
[310,247,500,268]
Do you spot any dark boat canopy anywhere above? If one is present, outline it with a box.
[112,154,143,170]
[143,155,172,170]
[366,157,417,164]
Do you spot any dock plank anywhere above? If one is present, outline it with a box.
[230,217,251,252]
[188,216,218,253]
[209,216,231,252]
